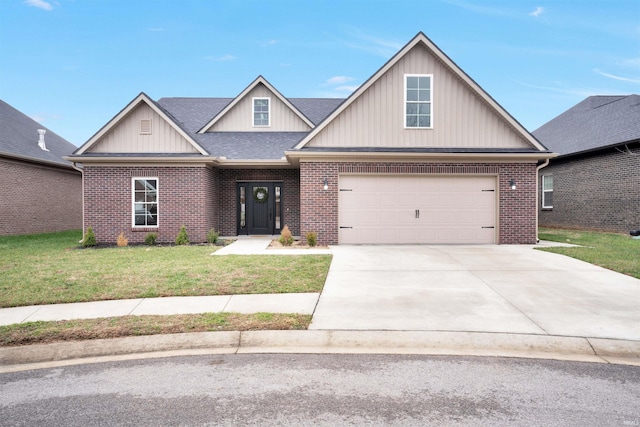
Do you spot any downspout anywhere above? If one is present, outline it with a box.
[535,159,550,243]
[72,162,85,244]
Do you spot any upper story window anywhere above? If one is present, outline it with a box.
[253,97,270,127]
[405,75,432,128]
[542,175,553,209]
[133,178,158,227]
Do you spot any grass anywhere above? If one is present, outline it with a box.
[0,231,332,308]
[538,227,640,279]
[0,313,312,347]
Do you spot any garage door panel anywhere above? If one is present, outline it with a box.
[339,175,496,244]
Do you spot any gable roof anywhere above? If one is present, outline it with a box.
[532,95,640,157]
[74,92,208,155]
[294,32,546,152]
[0,99,78,169]
[197,76,315,133]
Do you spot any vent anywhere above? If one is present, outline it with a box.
[140,119,152,135]
[37,129,49,151]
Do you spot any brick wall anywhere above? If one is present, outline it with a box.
[301,161,538,245]
[83,165,215,244]
[539,146,640,233]
[0,158,82,235]
[218,169,300,236]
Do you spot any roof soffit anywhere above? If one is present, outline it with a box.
[293,32,545,152]
[197,76,315,133]
[74,93,208,155]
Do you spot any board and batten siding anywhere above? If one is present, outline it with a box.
[208,84,312,132]
[89,104,199,153]
[307,44,532,149]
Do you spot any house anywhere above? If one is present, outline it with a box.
[533,95,640,233]
[66,32,553,246]
[0,100,82,236]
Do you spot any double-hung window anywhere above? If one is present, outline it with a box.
[253,97,270,127]
[405,75,432,128]
[133,178,158,227]
[542,175,553,209]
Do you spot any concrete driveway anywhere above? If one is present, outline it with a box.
[309,245,640,342]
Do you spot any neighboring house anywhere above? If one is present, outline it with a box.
[0,100,82,236]
[67,32,553,246]
[533,95,640,233]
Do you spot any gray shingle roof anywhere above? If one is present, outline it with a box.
[532,95,640,157]
[155,97,344,160]
[0,99,77,168]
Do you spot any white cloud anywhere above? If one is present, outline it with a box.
[593,69,640,83]
[261,40,278,47]
[513,79,628,97]
[529,7,544,17]
[343,28,404,58]
[24,0,53,11]
[204,54,237,62]
[326,76,356,85]
[335,85,359,93]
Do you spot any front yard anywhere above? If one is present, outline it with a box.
[538,228,640,279]
[0,231,332,308]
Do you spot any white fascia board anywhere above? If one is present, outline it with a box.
[197,76,314,134]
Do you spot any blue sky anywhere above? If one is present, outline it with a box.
[1,0,639,147]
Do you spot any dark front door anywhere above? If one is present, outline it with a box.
[237,182,282,235]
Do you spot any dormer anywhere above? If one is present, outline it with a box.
[198,76,314,133]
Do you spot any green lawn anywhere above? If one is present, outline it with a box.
[0,231,332,308]
[538,228,640,279]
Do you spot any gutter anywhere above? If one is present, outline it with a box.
[535,158,551,243]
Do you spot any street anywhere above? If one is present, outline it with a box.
[1,354,639,426]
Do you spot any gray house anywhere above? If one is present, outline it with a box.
[0,99,82,235]
[533,95,640,233]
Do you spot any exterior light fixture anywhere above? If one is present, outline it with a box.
[323,178,329,191]
[509,179,516,190]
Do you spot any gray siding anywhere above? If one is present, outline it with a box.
[307,44,533,149]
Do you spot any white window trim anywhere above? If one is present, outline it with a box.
[132,177,159,228]
[404,74,433,129]
[542,175,553,209]
[252,97,271,127]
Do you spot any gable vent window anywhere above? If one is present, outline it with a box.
[405,74,432,129]
[140,119,152,135]
[253,97,270,127]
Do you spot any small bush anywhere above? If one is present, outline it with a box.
[279,225,294,246]
[306,231,317,247]
[116,232,129,247]
[144,232,158,246]
[207,228,219,245]
[82,227,96,247]
[175,225,190,245]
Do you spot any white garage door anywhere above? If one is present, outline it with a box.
[339,175,497,244]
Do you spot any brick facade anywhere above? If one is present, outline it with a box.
[539,147,640,233]
[83,165,216,244]
[301,161,538,246]
[0,158,82,235]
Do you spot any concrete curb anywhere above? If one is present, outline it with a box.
[1,331,639,372]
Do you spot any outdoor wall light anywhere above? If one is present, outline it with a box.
[509,179,516,190]
[323,178,329,191]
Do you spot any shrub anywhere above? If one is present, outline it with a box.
[116,232,129,247]
[175,225,190,245]
[306,231,317,247]
[82,227,96,247]
[207,228,219,245]
[144,232,158,246]
[279,225,294,246]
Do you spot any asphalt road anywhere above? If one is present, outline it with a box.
[1,354,639,426]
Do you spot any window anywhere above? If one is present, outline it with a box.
[542,175,553,209]
[405,75,432,128]
[253,97,270,127]
[133,178,158,227]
